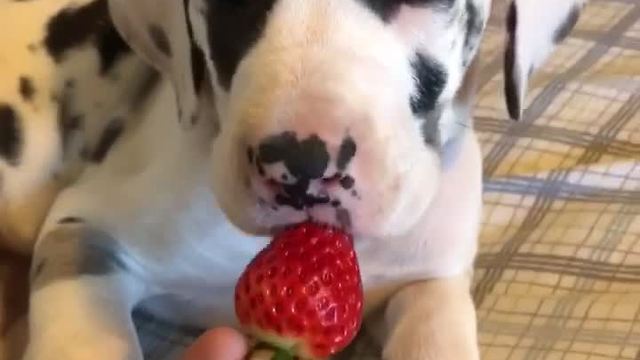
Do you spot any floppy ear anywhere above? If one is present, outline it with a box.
[108,0,206,128]
[504,0,587,120]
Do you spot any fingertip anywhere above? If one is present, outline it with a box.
[181,327,248,360]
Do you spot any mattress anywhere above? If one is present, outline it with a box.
[136,0,640,358]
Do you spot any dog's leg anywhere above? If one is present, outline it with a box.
[382,273,479,360]
[24,223,145,360]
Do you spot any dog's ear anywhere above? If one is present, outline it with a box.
[108,0,205,128]
[504,0,587,120]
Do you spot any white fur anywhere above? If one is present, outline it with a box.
[28,73,482,360]
[197,0,448,238]
[507,0,587,119]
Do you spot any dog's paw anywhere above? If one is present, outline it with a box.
[381,319,480,360]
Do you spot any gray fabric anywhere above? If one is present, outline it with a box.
[136,0,640,358]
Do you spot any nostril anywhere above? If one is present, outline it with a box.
[321,173,355,190]
[321,173,342,185]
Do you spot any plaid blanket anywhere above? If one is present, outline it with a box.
[136,0,640,358]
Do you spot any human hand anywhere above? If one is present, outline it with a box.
[181,327,248,360]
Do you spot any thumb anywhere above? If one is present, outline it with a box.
[181,327,248,360]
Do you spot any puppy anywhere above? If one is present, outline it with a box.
[4,0,586,359]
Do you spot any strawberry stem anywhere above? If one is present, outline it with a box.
[249,342,297,360]
[271,348,294,360]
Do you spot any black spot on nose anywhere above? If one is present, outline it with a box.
[257,132,329,180]
[257,132,335,210]
[339,175,355,190]
[336,136,356,171]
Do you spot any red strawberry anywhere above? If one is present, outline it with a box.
[234,221,364,359]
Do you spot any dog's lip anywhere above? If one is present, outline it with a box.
[268,224,288,235]
[268,215,352,236]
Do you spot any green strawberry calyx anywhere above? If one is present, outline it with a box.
[250,342,298,360]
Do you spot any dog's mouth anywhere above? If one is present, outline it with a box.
[265,207,353,236]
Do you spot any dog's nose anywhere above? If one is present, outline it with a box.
[247,132,356,210]
[257,132,330,181]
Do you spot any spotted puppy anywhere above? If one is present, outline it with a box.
[23,0,586,359]
[0,0,157,254]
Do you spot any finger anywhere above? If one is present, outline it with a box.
[181,327,248,360]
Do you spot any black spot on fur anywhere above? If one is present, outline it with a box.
[420,105,443,148]
[190,45,207,94]
[339,175,355,190]
[0,105,22,165]
[32,260,46,281]
[44,0,108,60]
[554,5,581,44]
[31,227,129,290]
[247,147,254,164]
[205,0,277,89]
[462,0,484,67]
[504,2,521,121]
[19,76,36,102]
[80,234,129,275]
[360,0,455,22]
[56,83,84,156]
[148,25,172,57]
[410,54,448,115]
[184,0,208,95]
[91,120,124,163]
[58,217,85,224]
[258,132,330,180]
[130,69,162,111]
[95,20,131,75]
[44,0,131,73]
[336,136,357,171]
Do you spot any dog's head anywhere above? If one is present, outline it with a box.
[109,0,584,238]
